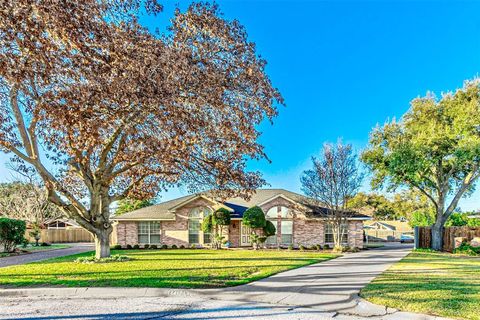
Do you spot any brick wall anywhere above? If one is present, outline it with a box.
[348,221,364,248]
[115,221,137,246]
[228,220,241,247]
[294,219,325,247]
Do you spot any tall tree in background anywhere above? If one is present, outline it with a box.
[362,80,480,250]
[301,142,363,250]
[115,198,154,216]
[0,182,63,225]
[0,165,63,225]
[0,1,283,258]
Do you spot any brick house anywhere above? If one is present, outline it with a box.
[113,189,370,248]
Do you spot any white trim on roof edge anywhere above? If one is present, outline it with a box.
[256,193,308,210]
[112,218,176,221]
[167,194,234,212]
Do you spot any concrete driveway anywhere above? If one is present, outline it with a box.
[1,243,448,320]
[0,243,93,268]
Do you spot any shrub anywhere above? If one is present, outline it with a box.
[454,243,480,256]
[150,244,157,249]
[0,218,26,253]
[263,220,276,237]
[323,244,330,250]
[299,244,306,251]
[41,242,51,247]
[111,244,122,250]
[21,239,29,248]
[213,208,231,226]
[171,244,178,249]
[242,206,266,228]
[133,244,140,249]
[75,254,131,264]
[314,244,321,251]
[190,244,196,249]
[338,246,350,253]
[143,244,150,249]
[126,244,133,249]
[161,244,168,249]
[288,244,294,250]
[179,245,185,249]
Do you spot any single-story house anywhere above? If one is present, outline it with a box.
[364,220,412,232]
[44,219,82,230]
[113,189,371,248]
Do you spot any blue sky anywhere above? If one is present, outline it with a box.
[1,1,480,210]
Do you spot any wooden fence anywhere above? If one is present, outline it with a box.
[25,229,94,243]
[415,226,480,252]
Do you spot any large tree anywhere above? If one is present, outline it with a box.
[301,142,363,250]
[0,1,283,258]
[362,80,480,250]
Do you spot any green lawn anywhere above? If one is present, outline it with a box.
[361,251,480,320]
[0,249,338,288]
[22,244,70,252]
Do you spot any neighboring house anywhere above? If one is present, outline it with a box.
[44,219,82,230]
[113,189,370,248]
[364,220,412,232]
[364,220,413,242]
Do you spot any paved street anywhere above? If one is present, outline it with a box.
[0,244,448,320]
[0,243,93,268]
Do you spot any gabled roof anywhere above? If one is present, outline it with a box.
[113,189,371,221]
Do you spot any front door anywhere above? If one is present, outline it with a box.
[240,223,252,246]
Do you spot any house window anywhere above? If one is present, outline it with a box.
[138,222,161,244]
[265,206,293,245]
[324,223,348,244]
[189,207,212,244]
[280,220,293,244]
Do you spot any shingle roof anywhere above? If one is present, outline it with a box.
[113,194,194,221]
[113,189,370,221]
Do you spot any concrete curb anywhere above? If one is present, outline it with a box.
[0,287,208,298]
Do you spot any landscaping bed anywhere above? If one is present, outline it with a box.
[361,250,480,320]
[0,249,338,288]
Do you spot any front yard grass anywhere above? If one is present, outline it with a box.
[0,249,338,288]
[361,250,480,320]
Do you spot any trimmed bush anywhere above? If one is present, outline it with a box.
[190,244,196,249]
[299,244,306,251]
[179,245,185,249]
[315,244,322,251]
[144,244,150,249]
[263,220,276,237]
[150,244,157,249]
[133,244,140,249]
[75,254,131,264]
[0,218,26,253]
[242,206,266,228]
[323,244,330,250]
[41,242,51,247]
[126,244,133,249]
[213,208,231,226]
[161,244,168,249]
[111,244,122,250]
[171,244,178,249]
[288,244,294,250]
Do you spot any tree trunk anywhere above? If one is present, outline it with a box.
[94,229,111,259]
[431,220,444,251]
